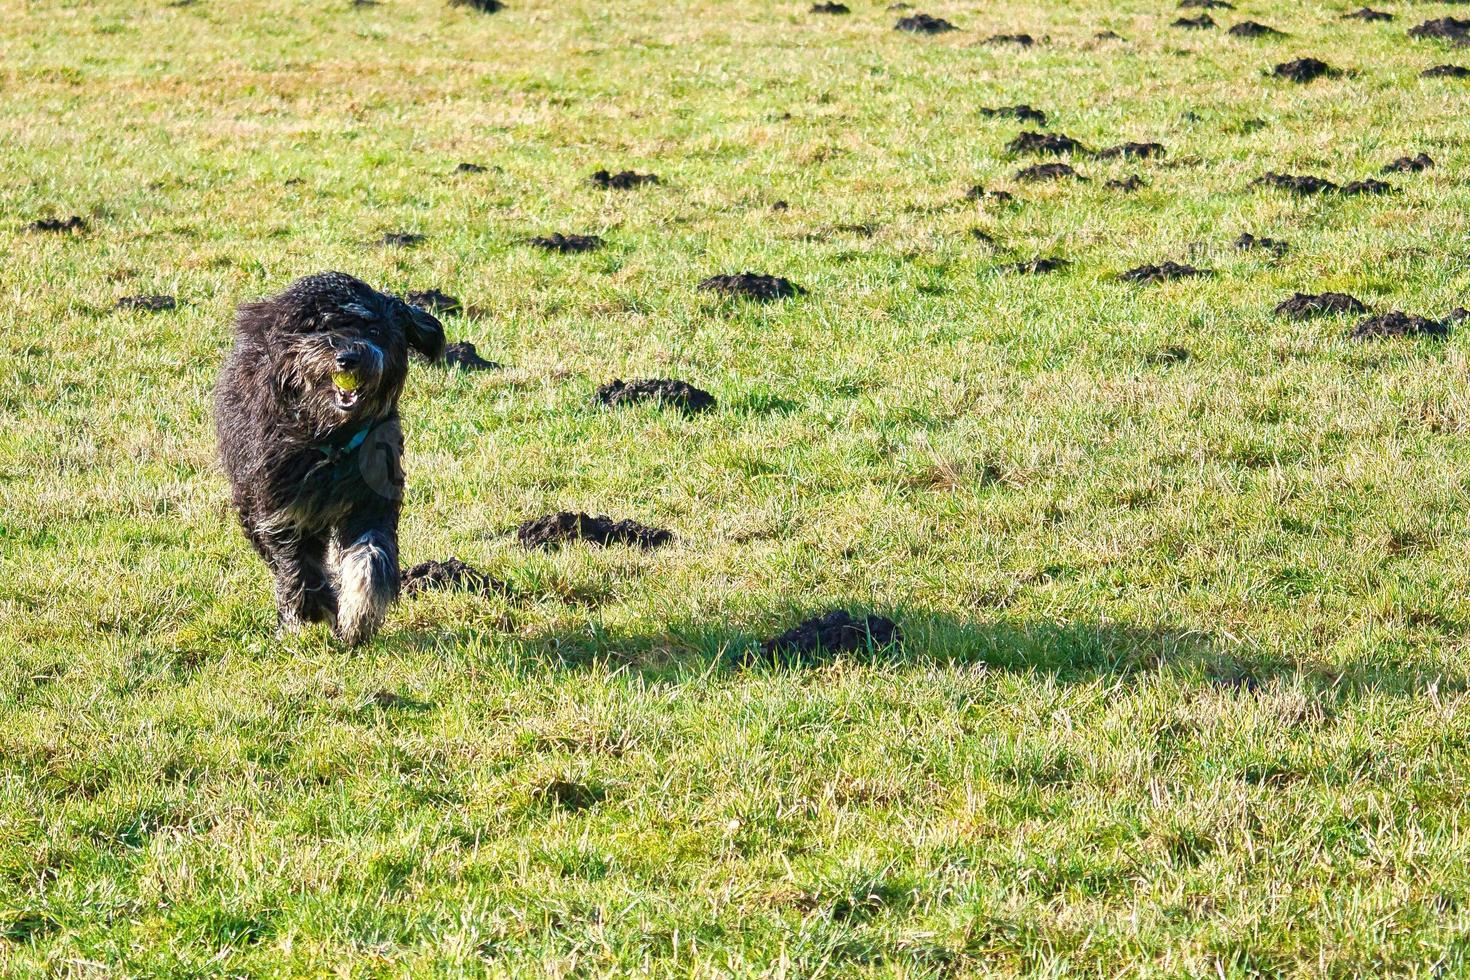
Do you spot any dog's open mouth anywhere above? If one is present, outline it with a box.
[332,371,362,411]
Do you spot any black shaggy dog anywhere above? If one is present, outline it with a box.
[215,272,445,644]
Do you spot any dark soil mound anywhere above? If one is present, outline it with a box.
[1408,17,1470,42]
[1273,58,1334,82]
[1015,162,1083,182]
[1254,172,1338,194]
[1234,232,1289,256]
[810,1,849,11]
[1173,14,1215,28]
[442,341,500,370]
[29,216,86,233]
[984,33,1034,45]
[594,378,716,413]
[1342,7,1393,22]
[965,186,1015,202]
[1341,178,1393,195]
[981,104,1047,125]
[1106,175,1146,192]
[1094,30,1126,40]
[455,162,487,173]
[1007,131,1087,155]
[405,289,462,314]
[529,232,603,252]
[1096,141,1165,159]
[589,169,659,189]
[517,512,673,550]
[1273,292,1368,319]
[1350,311,1448,340]
[1381,153,1433,173]
[1422,64,1470,77]
[1121,261,1211,284]
[401,557,503,596]
[1229,21,1284,37]
[379,232,425,247]
[115,295,176,312]
[1005,257,1069,274]
[757,610,902,663]
[895,13,956,32]
[697,272,804,301]
[1179,0,1231,7]
[450,0,503,10]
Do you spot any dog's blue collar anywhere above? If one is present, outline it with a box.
[314,417,380,466]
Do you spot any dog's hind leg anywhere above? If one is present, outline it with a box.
[333,520,399,646]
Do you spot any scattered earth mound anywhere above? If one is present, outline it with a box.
[697,272,804,300]
[984,33,1035,45]
[1106,175,1146,192]
[1273,292,1369,319]
[401,558,504,596]
[1173,14,1215,29]
[1381,153,1433,173]
[756,610,903,663]
[528,232,603,252]
[1007,131,1087,155]
[517,512,673,550]
[1341,178,1393,195]
[1273,58,1335,82]
[593,378,716,413]
[379,232,425,247]
[405,289,462,314]
[1342,7,1393,22]
[442,341,500,370]
[1096,141,1165,159]
[1408,18,1470,43]
[1015,162,1083,182]
[810,1,849,12]
[966,186,1015,202]
[29,216,86,233]
[115,295,176,312]
[455,162,487,173]
[589,169,659,189]
[1446,308,1470,325]
[981,104,1047,125]
[895,13,956,33]
[1120,261,1211,284]
[1094,30,1126,40]
[1422,64,1470,77]
[1254,172,1338,194]
[1234,233,1289,256]
[1004,257,1069,274]
[1179,0,1232,7]
[1350,311,1448,340]
[449,0,503,10]
[1228,21,1282,37]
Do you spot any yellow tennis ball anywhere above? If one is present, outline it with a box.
[332,371,360,391]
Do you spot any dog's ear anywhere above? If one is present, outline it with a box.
[403,304,446,362]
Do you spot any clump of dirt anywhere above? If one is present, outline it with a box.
[450,0,503,11]
[981,104,1047,125]
[984,33,1035,45]
[594,378,716,413]
[697,272,804,301]
[1173,14,1215,29]
[114,295,176,312]
[1015,162,1084,182]
[401,557,504,596]
[535,779,603,811]
[1254,172,1338,194]
[1408,17,1470,43]
[1094,30,1126,40]
[1120,261,1211,284]
[1106,175,1146,192]
[1342,7,1393,22]
[1382,153,1433,173]
[1341,178,1393,195]
[1423,64,1470,77]
[1007,131,1087,156]
[529,232,603,253]
[895,13,957,33]
[1096,141,1165,159]
[589,169,659,189]
[1234,232,1289,256]
[455,162,487,173]
[771,200,790,211]
[966,185,1016,202]
[442,341,500,370]
[1273,58,1335,82]
[379,232,425,247]
[1350,311,1448,340]
[811,1,849,11]
[1228,21,1284,37]
[1005,256,1069,274]
[1446,308,1470,326]
[1148,346,1191,365]
[29,216,86,233]
[1273,292,1369,319]
[1180,0,1231,7]
[970,229,998,246]
[517,512,673,550]
[405,289,462,314]
[756,610,902,663]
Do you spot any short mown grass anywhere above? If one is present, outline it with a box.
[4,0,1470,974]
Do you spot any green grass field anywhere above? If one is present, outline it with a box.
[6,0,1470,974]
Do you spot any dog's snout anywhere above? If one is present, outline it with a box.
[334,349,362,370]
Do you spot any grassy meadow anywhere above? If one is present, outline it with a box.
[4,0,1470,974]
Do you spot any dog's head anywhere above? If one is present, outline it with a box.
[236,272,445,434]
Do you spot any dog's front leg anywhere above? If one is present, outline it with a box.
[333,517,400,646]
[262,530,325,634]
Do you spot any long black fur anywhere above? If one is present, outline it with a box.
[214,272,445,644]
